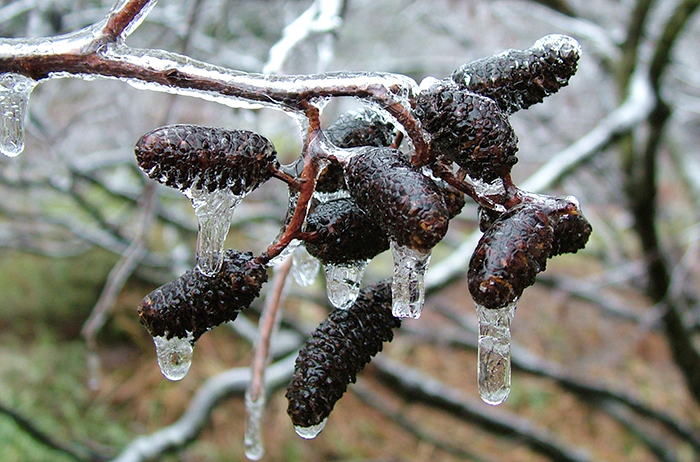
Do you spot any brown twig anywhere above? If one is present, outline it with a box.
[248,257,293,403]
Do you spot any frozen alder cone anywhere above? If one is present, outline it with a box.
[135,124,278,195]
[414,85,519,181]
[138,250,268,342]
[345,146,449,251]
[304,197,389,264]
[315,107,398,195]
[468,195,592,309]
[286,281,400,435]
[451,35,581,114]
[325,107,397,149]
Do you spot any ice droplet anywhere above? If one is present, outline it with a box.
[153,334,194,381]
[292,245,320,286]
[0,73,36,157]
[186,187,242,276]
[294,418,327,439]
[324,260,368,309]
[244,390,266,461]
[390,241,431,319]
[476,302,516,405]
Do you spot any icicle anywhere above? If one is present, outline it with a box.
[476,301,516,405]
[292,245,320,286]
[186,187,242,277]
[244,389,266,461]
[324,260,368,309]
[0,73,36,157]
[153,334,194,381]
[390,241,431,319]
[294,418,327,440]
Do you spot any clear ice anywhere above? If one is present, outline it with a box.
[476,302,516,405]
[186,187,242,277]
[153,334,194,381]
[324,260,367,309]
[294,418,327,439]
[244,390,266,461]
[390,241,431,319]
[291,245,320,286]
[0,73,36,157]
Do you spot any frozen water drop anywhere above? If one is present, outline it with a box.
[186,187,242,276]
[267,239,300,267]
[153,334,194,381]
[294,418,327,439]
[244,390,266,461]
[476,302,516,405]
[390,241,431,319]
[0,73,36,157]
[324,260,368,309]
[292,245,320,286]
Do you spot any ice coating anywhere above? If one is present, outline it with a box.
[476,302,516,405]
[99,43,418,113]
[153,333,194,381]
[390,241,431,319]
[294,418,327,439]
[292,245,320,286]
[0,73,36,157]
[186,187,242,276]
[244,390,266,461]
[324,260,368,309]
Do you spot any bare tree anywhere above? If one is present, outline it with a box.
[0,1,699,461]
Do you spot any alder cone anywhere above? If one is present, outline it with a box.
[138,250,268,341]
[345,147,450,251]
[548,197,593,256]
[304,197,389,264]
[414,85,518,181]
[315,108,398,194]
[451,34,581,114]
[286,280,400,429]
[325,107,397,149]
[468,204,554,309]
[135,125,278,195]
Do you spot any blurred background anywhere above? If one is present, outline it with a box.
[0,0,699,460]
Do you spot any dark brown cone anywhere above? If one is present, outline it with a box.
[304,197,389,265]
[286,280,400,429]
[325,107,397,149]
[468,203,554,309]
[315,108,398,194]
[345,147,450,251]
[137,250,268,342]
[414,85,518,182]
[451,35,580,114]
[135,125,278,195]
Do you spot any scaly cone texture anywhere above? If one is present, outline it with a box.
[451,34,581,115]
[414,83,519,181]
[286,280,400,429]
[304,197,389,265]
[138,249,268,342]
[345,146,449,252]
[135,124,279,195]
[324,107,397,149]
[315,107,398,194]
[468,195,592,309]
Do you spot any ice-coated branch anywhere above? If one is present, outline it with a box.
[263,0,345,74]
[0,0,427,156]
[373,356,595,462]
[110,354,297,462]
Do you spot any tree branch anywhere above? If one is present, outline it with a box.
[372,356,596,462]
[110,354,296,462]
